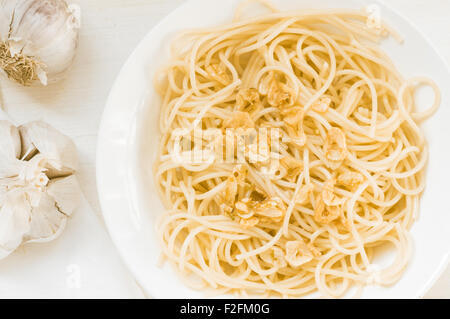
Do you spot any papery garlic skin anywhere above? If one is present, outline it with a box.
[25,192,67,243]
[0,0,81,86]
[0,120,21,159]
[0,191,31,251]
[0,120,81,259]
[19,121,78,177]
[46,175,80,216]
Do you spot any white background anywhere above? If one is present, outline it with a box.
[0,0,448,298]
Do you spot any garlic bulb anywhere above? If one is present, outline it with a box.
[0,0,81,86]
[0,120,81,259]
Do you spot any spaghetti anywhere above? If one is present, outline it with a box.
[153,2,440,298]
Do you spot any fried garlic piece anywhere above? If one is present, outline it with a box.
[206,63,230,86]
[321,179,345,206]
[249,190,266,202]
[233,193,285,227]
[236,88,262,113]
[314,193,342,224]
[224,179,238,204]
[235,198,254,219]
[295,183,315,204]
[238,216,259,229]
[259,72,295,107]
[220,203,234,216]
[313,179,345,224]
[285,240,314,267]
[223,111,255,129]
[337,171,364,189]
[223,164,248,203]
[260,246,287,268]
[282,106,307,147]
[255,197,285,222]
[234,190,269,229]
[312,97,331,113]
[280,155,304,182]
[324,127,347,168]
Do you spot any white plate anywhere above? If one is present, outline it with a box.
[97,0,450,298]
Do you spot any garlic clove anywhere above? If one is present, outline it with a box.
[18,154,47,182]
[23,192,67,243]
[0,191,32,258]
[25,187,45,209]
[26,218,67,244]
[36,65,48,86]
[0,158,23,179]
[0,120,22,160]
[19,121,78,178]
[18,124,39,161]
[46,175,80,216]
[31,3,81,84]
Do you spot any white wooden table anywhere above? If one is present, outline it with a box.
[0,0,448,298]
